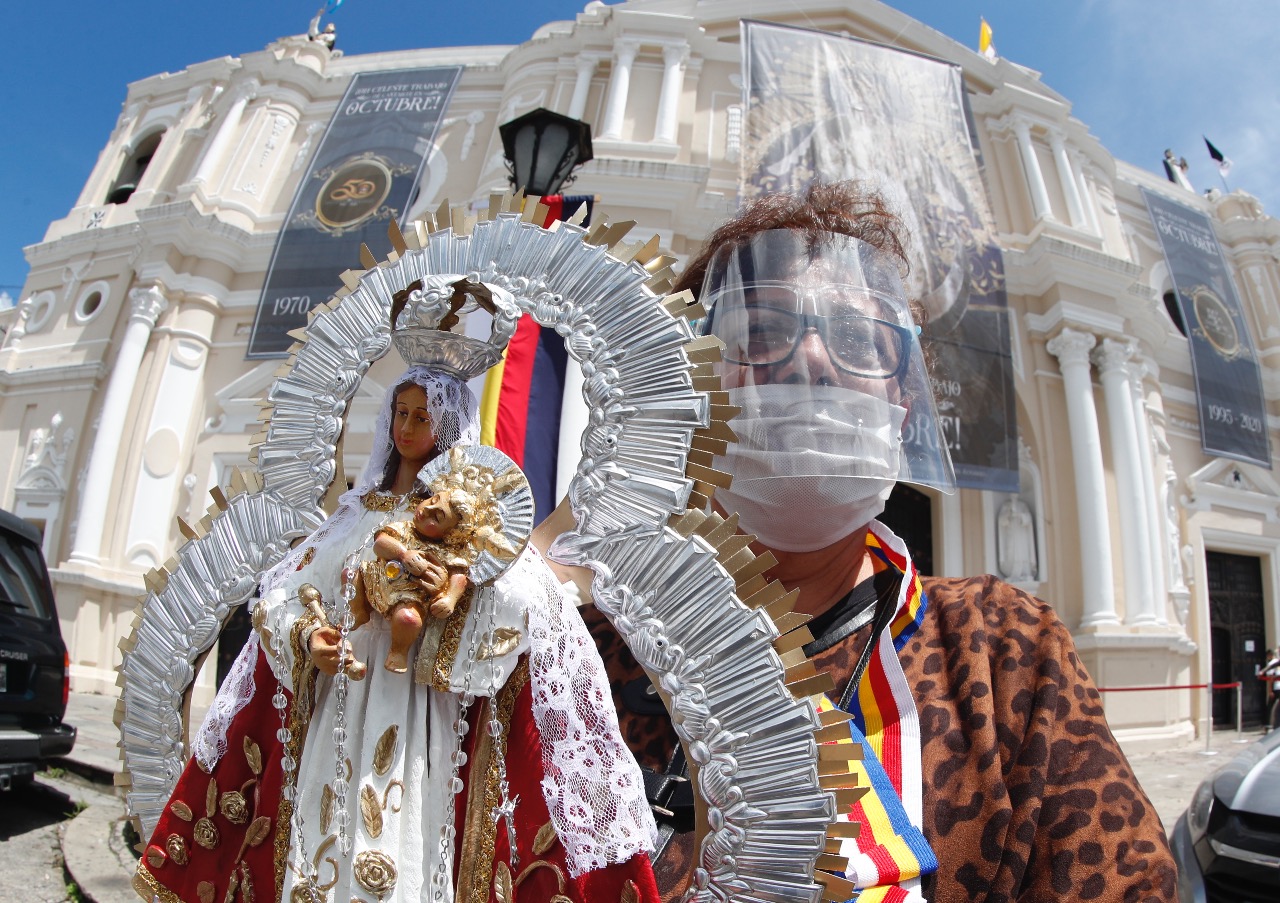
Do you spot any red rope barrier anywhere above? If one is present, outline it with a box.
[1096,682,1241,693]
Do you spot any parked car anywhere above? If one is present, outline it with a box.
[0,509,75,789]
[1173,727,1280,902]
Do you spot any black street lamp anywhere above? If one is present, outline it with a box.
[499,108,594,197]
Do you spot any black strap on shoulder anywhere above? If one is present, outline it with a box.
[837,572,902,711]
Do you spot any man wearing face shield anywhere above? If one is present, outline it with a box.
[573,183,1177,902]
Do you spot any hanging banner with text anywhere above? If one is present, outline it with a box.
[247,66,462,358]
[741,20,1018,492]
[1142,188,1271,467]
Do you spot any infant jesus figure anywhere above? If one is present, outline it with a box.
[355,482,520,674]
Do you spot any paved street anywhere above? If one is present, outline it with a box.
[0,767,122,903]
[1127,727,1265,832]
[6,690,1270,903]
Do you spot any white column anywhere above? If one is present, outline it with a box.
[653,44,689,145]
[1012,119,1054,222]
[567,55,597,121]
[1129,359,1169,624]
[192,80,258,187]
[937,490,964,577]
[1045,328,1119,627]
[69,285,169,564]
[1073,154,1101,234]
[1093,340,1157,626]
[599,41,640,141]
[1049,130,1086,228]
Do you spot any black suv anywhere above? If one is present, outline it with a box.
[0,509,75,789]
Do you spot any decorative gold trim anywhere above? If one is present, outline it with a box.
[276,655,318,900]
[193,817,219,850]
[456,656,530,903]
[238,861,256,903]
[170,800,193,822]
[477,627,523,661]
[532,821,558,857]
[495,861,514,903]
[244,736,263,776]
[133,863,183,903]
[428,583,475,691]
[354,849,398,898]
[373,725,398,776]
[361,559,393,614]
[361,491,419,512]
[246,816,272,848]
[205,776,218,818]
[220,789,249,824]
[361,783,384,838]
[165,833,189,866]
[320,784,335,835]
[514,860,567,894]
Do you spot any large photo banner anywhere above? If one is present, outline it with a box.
[1142,188,1271,467]
[247,67,462,358]
[741,20,1018,492]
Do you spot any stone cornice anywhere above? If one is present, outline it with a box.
[0,360,106,388]
[1004,234,1140,300]
[1028,303,1125,341]
[51,565,145,596]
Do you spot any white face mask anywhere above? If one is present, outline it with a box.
[716,384,907,552]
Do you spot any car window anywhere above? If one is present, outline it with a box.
[0,531,52,620]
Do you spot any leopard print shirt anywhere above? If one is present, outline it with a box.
[582,574,1178,903]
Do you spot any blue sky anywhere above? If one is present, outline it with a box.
[2,1,1275,296]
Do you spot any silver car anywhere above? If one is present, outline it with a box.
[1173,728,1280,902]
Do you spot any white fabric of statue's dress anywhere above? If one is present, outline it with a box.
[257,499,527,903]
[255,496,655,901]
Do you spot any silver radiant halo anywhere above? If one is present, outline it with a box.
[117,210,832,903]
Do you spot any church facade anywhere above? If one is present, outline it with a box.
[3,0,1279,748]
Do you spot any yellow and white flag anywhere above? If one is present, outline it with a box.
[979,18,997,61]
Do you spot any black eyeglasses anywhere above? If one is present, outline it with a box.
[711,290,913,380]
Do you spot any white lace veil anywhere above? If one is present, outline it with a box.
[192,366,480,769]
[346,365,481,500]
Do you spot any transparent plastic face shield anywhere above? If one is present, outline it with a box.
[701,229,956,494]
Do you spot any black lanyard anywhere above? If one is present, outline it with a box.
[802,568,903,712]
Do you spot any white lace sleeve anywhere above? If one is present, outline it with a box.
[190,583,306,772]
[523,550,658,876]
[191,631,261,772]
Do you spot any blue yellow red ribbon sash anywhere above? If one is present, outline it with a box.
[817,521,936,902]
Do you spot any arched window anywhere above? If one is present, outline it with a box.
[106,131,165,205]
[1163,290,1188,337]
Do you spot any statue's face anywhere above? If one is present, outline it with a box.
[393,386,436,465]
[414,493,459,540]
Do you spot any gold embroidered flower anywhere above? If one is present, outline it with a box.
[219,790,249,824]
[193,817,220,849]
[354,850,398,897]
[165,833,189,865]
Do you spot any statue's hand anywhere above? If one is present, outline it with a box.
[411,560,447,593]
[308,625,365,679]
